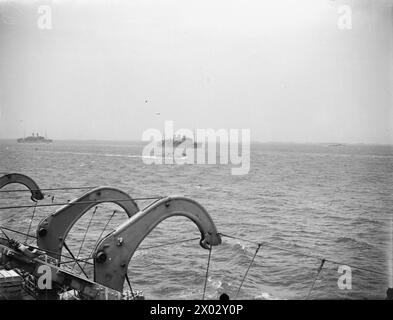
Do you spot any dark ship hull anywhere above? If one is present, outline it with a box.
[17,136,52,143]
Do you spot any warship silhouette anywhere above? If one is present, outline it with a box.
[17,133,52,144]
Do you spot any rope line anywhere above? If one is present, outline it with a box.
[265,242,325,261]
[125,273,136,299]
[0,226,37,240]
[0,186,98,193]
[0,222,387,298]
[0,195,28,200]
[306,259,325,299]
[77,210,118,275]
[0,226,94,266]
[58,256,94,266]
[139,237,200,250]
[0,197,164,210]
[141,197,166,211]
[63,241,90,278]
[25,201,38,243]
[219,233,386,277]
[72,206,98,273]
[0,226,385,278]
[84,210,117,259]
[235,243,262,299]
[202,246,212,300]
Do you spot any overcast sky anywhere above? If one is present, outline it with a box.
[0,0,392,143]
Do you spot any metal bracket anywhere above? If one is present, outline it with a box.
[93,196,221,291]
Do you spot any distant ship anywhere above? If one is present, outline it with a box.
[161,134,187,148]
[17,133,53,143]
[326,143,345,147]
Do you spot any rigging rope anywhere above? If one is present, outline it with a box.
[235,243,262,299]
[0,186,98,193]
[306,259,325,299]
[219,233,386,277]
[141,197,166,211]
[125,273,136,299]
[0,226,94,266]
[0,195,27,200]
[58,257,94,266]
[85,210,117,258]
[0,226,37,240]
[63,241,90,278]
[0,197,164,210]
[218,233,259,245]
[1,218,388,298]
[202,245,212,300]
[72,206,98,273]
[139,237,200,250]
[1,222,387,282]
[78,209,118,274]
[0,226,10,241]
[25,201,38,243]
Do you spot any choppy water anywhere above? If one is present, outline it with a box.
[0,140,392,299]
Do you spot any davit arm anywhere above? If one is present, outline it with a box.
[36,186,140,261]
[93,196,222,291]
[0,173,44,201]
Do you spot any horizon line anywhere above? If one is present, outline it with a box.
[0,138,392,146]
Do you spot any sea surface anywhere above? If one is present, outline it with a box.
[0,140,392,299]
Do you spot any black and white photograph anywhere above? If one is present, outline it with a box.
[0,0,392,307]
